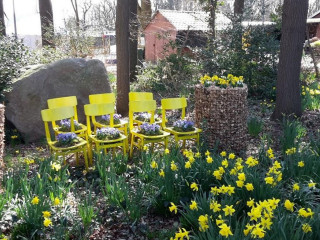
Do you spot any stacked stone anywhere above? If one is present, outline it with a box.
[0,104,4,183]
[195,84,248,153]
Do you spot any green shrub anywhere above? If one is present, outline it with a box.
[134,53,201,95]
[247,117,264,137]
[280,119,306,154]
[0,36,30,101]
[201,24,279,99]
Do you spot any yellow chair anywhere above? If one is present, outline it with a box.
[84,103,127,156]
[41,106,89,170]
[129,92,162,126]
[129,100,170,157]
[129,92,153,101]
[89,93,128,145]
[47,96,88,141]
[161,98,202,148]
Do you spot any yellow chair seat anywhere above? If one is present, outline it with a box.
[84,103,127,157]
[41,106,89,170]
[54,123,87,135]
[133,118,162,127]
[129,100,169,157]
[131,128,170,139]
[48,137,87,151]
[161,98,202,148]
[163,127,202,135]
[94,119,128,129]
[88,133,127,144]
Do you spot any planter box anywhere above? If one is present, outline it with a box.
[195,84,248,153]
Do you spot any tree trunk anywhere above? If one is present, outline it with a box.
[39,0,54,47]
[271,0,309,120]
[0,0,5,36]
[234,0,244,15]
[116,0,130,115]
[209,0,217,39]
[306,25,319,79]
[71,0,80,28]
[140,0,152,30]
[129,0,138,82]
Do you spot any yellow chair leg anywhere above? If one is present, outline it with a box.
[88,143,93,166]
[182,139,186,149]
[76,152,79,166]
[130,134,134,158]
[196,134,200,147]
[165,137,168,150]
[123,141,127,155]
[84,149,88,171]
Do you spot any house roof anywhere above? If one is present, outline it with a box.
[154,9,231,31]
[307,18,320,24]
[309,9,320,19]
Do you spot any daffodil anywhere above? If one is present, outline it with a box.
[210,200,221,212]
[53,197,60,206]
[189,200,198,211]
[198,214,209,232]
[284,199,294,212]
[190,182,199,191]
[245,156,259,167]
[302,223,312,233]
[293,183,300,191]
[185,161,191,169]
[169,202,177,214]
[43,217,52,227]
[308,180,316,189]
[265,176,274,185]
[223,205,235,216]
[150,160,158,169]
[170,161,178,171]
[219,224,233,237]
[245,183,254,191]
[159,169,165,177]
[247,198,255,207]
[42,211,51,218]
[206,156,213,164]
[31,196,39,205]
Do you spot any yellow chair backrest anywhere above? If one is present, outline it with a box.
[41,106,75,142]
[89,93,115,104]
[161,98,187,128]
[84,103,115,117]
[129,100,156,130]
[47,96,79,120]
[84,103,115,135]
[129,92,153,101]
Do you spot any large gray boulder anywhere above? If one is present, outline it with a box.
[5,58,111,142]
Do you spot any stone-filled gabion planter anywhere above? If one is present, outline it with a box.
[0,104,4,176]
[195,84,248,153]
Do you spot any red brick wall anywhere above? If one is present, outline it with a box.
[144,12,177,62]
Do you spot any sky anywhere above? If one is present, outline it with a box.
[3,0,101,35]
[2,0,318,36]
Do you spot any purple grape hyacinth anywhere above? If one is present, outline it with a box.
[139,123,161,136]
[55,132,78,147]
[100,114,122,125]
[173,119,195,132]
[96,127,121,140]
[59,119,81,132]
